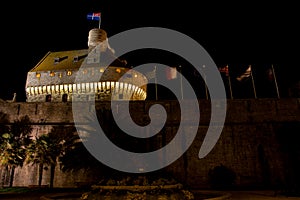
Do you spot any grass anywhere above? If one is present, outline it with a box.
[0,186,85,193]
[0,187,32,193]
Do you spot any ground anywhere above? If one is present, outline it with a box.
[1,188,300,200]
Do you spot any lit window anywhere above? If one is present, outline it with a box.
[116,68,121,73]
[36,73,41,78]
[99,68,104,73]
[50,71,55,77]
[67,70,72,76]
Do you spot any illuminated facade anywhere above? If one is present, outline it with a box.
[25,28,148,102]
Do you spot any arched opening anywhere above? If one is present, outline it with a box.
[46,95,52,102]
[62,94,68,102]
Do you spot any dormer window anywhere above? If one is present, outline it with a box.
[73,54,87,63]
[73,56,79,62]
[54,56,68,64]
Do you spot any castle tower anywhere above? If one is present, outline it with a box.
[25,28,148,102]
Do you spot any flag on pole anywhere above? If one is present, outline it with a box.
[236,65,257,98]
[266,64,280,98]
[87,12,101,21]
[145,67,157,80]
[165,66,177,80]
[218,65,229,77]
[219,65,233,99]
[266,67,275,81]
[236,65,252,81]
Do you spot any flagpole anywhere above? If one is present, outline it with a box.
[271,64,280,98]
[249,65,257,99]
[202,65,208,100]
[154,66,158,100]
[227,65,233,99]
[99,15,101,29]
[179,65,183,100]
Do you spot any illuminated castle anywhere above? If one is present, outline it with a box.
[25,28,147,102]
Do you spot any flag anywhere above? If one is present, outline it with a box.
[236,65,257,98]
[266,67,275,81]
[236,65,251,81]
[145,67,156,80]
[166,67,177,80]
[218,65,229,77]
[87,12,101,21]
[219,65,233,99]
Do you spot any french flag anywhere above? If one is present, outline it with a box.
[87,12,101,21]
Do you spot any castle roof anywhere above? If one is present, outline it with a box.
[29,49,88,72]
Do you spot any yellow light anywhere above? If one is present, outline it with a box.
[99,68,104,73]
[36,73,41,78]
[73,84,77,92]
[55,85,59,93]
[47,86,51,93]
[116,68,121,73]
[67,70,72,76]
[69,84,73,93]
[26,87,30,94]
[30,87,34,95]
[64,84,68,92]
[106,81,110,90]
[38,86,42,94]
[50,71,55,77]
[42,86,46,93]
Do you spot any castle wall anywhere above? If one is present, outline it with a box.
[0,98,299,189]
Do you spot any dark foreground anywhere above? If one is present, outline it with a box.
[1,188,300,200]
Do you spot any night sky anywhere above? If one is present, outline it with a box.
[1,1,299,101]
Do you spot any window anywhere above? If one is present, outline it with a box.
[54,56,68,64]
[67,70,72,76]
[73,54,87,62]
[46,95,52,102]
[62,94,68,102]
[50,71,55,77]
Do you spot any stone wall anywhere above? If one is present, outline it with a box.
[0,98,299,189]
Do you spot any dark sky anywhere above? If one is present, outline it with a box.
[1,1,299,101]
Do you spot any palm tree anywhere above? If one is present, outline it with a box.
[26,125,78,189]
[0,115,32,187]
[0,112,10,189]
[26,134,53,187]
